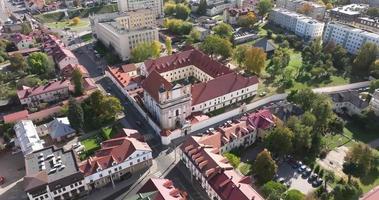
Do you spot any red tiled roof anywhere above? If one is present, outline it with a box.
[17,80,70,100]
[10,33,33,45]
[3,110,29,123]
[139,178,187,200]
[144,49,232,78]
[83,77,97,91]
[362,186,379,200]
[54,47,76,63]
[107,66,133,88]
[141,70,173,102]
[61,64,89,78]
[247,109,275,130]
[79,136,151,176]
[121,64,137,73]
[191,73,258,105]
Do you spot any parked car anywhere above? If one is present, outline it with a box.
[312,178,323,187]
[297,164,307,173]
[308,173,318,183]
[302,167,312,178]
[277,177,285,184]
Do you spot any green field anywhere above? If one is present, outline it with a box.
[80,33,93,42]
[45,19,90,31]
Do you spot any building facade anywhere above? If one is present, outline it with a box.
[330,91,369,116]
[91,9,159,61]
[24,146,87,200]
[137,178,187,199]
[276,0,326,20]
[270,8,324,40]
[371,89,379,116]
[328,4,368,23]
[117,0,163,18]
[79,133,153,190]
[323,22,379,54]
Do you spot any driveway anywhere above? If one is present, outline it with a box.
[0,150,27,200]
[277,163,316,195]
[317,146,348,179]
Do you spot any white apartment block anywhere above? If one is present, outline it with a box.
[270,8,324,40]
[323,22,379,54]
[117,0,163,18]
[91,9,159,61]
[371,89,379,116]
[276,0,326,20]
[14,120,45,156]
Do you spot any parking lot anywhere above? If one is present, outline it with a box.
[277,162,317,195]
[0,150,27,200]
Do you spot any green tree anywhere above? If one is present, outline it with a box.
[151,40,161,58]
[352,43,379,75]
[175,4,190,20]
[284,189,305,200]
[197,0,207,15]
[237,12,257,28]
[244,47,267,75]
[72,68,83,96]
[369,79,379,93]
[301,111,316,127]
[287,117,312,155]
[269,47,290,77]
[10,53,27,72]
[223,152,240,168]
[165,37,172,55]
[288,88,317,111]
[254,149,277,184]
[131,42,153,62]
[164,19,192,35]
[187,29,201,44]
[68,97,84,131]
[200,35,233,59]
[370,59,379,78]
[324,170,335,189]
[164,2,176,16]
[342,161,358,183]
[328,117,344,134]
[27,52,53,75]
[366,7,379,18]
[345,142,377,176]
[265,125,294,156]
[333,182,362,200]
[212,22,233,40]
[21,23,32,35]
[262,181,287,198]
[233,45,248,68]
[257,0,273,16]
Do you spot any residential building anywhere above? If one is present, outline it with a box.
[60,64,89,78]
[14,120,45,156]
[91,9,159,61]
[24,146,87,200]
[276,0,326,20]
[223,8,253,25]
[10,33,34,50]
[106,65,143,92]
[138,48,258,130]
[253,37,277,56]
[180,133,265,200]
[323,22,379,54]
[370,89,379,116]
[135,178,187,200]
[328,4,368,22]
[117,0,163,18]
[54,47,80,71]
[190,0,238,17]
[25,0,45,12]
[79,130,153,190]
[37,117,76,142]
[330,91,369,116]
[354,17,379,32]
[17,79,71,108]
[269,8,324,40]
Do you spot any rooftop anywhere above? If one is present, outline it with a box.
[17,79,70,100]
[331,3,368,15]
[24,146,83,193]
[330,90,369,109]
[138,178,187,200]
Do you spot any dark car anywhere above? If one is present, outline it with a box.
[297,164,307,173]
[312,178,323,187]
[302,167,312,178]
[308,173,318,183]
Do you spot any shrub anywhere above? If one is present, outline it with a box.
[239,162,252,175]
[223,152,240,168]
[261,181,287,198]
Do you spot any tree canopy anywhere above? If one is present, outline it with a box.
[284,189,305,200]
[244,47,267,75]
[67,97,84,131]
[261,181,287,198]
[72,68,83,96]
[10,53,27,72]
[27,52,53,75]
[197,0,207,15]
[164,18,192,35]
[165,37,172,55]
[253,149,277,184]
[131,41,161,62]
[265,125,294,156]
[200,35,233,59]
[212,23,233,40]
[353,43,379,76]
[237,12,257,28]
[257,0,273,16]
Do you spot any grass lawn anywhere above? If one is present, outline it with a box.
[343,122,379,144]
[45,19,89,31]
[323,133,353,150]
[80,33,93,42]
[80,135,104,160]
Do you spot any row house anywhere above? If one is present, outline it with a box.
[136,178,188,200]
[79,130,153,190]
[24,146,88,200]
[179,136,264,200]
[17,80,71,108]
[10,33,35,50]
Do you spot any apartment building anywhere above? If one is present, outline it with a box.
[276,0,326,20]
[354,17,379,32]
[136,178,187,199]
[79,130,153,190]
[117,0,163,18]
[223,8,253,25]
[191,0,240,16]
[91,9,159,61]
[17,79,71,108]
[371,89,379,116]
[328,4,368,22]
[323,22,379,54]
[14,120,45,156]
[24,146,87,200]
[270,8,324,40]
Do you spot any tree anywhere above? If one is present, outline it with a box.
[345,142,377,176]
[164,19,192,35]
[237,12,257,28]
[187,29,200,44]
[164,2,176,16]
[197,0,207,15]
[131,43,152,62]
[312,96,333,130]
[326,3,333,10]
[244,47,267,75]
[288,88,317,111]
[269,47,290,77]
[151,40,161,58]
[223,152,240,168]
[301,111,316,127]
[165,37,172,55]
[9,53,27,72]
[175,4,190,20]
[265,125,294,156]
[71,17,81,25]
[297,3,314,15]
[352,43,379,75]
[284,189,305,200]
[254,149,277,184]
[21,23,32,35]
[328,117,344,134]
[366,7,379,18]
[200,35,233,59]
[287,117,312,155]
[369,79,379,93]
[257,0,273,16]
[27,52,53,75]
[342,161,358,183]
[333,182,362,200]
[72,68,83,96]
[370,59,379,78]
[262,181,287,198]
[324,170,335,189]
[233,45,248,68]
[212,23,233,40]
[68,98,84,131]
